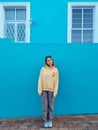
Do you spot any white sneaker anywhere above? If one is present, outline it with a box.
[44,121,48,128]
[48,121,53,128]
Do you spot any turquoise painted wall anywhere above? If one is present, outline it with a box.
[1,39,98,118]
[0,0,98,118]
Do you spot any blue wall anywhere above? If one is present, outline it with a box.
[0,0,98,118]
[1,39,98,118]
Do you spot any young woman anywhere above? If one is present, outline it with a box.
[38,56,59,128]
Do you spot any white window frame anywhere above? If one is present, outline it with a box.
[67,2,98,43]
[0,2,30,43]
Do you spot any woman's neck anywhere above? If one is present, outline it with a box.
[46,65,53,68]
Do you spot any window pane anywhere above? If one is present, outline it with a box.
[72,23,82,28]
[5,23,15,40]
[83,19,93,23]
[83,9,93,28]
[16,9,26,20]
[72,9,82,28]
[83,24,93,28]
[83,30,93,43]
[17,23,26,41]
[72,30,81,43]
[84,9,93,13]
[5,9,15,20]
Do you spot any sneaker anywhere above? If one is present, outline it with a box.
[48,121,52,128]
[44,121,48,128]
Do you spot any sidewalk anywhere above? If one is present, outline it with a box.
[0,114,98,130]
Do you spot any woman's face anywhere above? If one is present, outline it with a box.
[46,57,53,67]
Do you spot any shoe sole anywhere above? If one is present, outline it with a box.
[43,127,53,128]
[48,126,53,128]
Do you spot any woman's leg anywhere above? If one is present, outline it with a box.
[48,91,54,124]
[41,91,48,122]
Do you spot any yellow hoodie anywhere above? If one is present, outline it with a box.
[38,65,59,97]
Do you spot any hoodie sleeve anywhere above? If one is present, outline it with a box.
[53,68,59,97]
[38,68,43,95]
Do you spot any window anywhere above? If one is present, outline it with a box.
[0,2,30,43]
[72,8,93,43]
[68,2,98,43]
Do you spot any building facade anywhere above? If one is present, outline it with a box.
[0,0,98,118]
